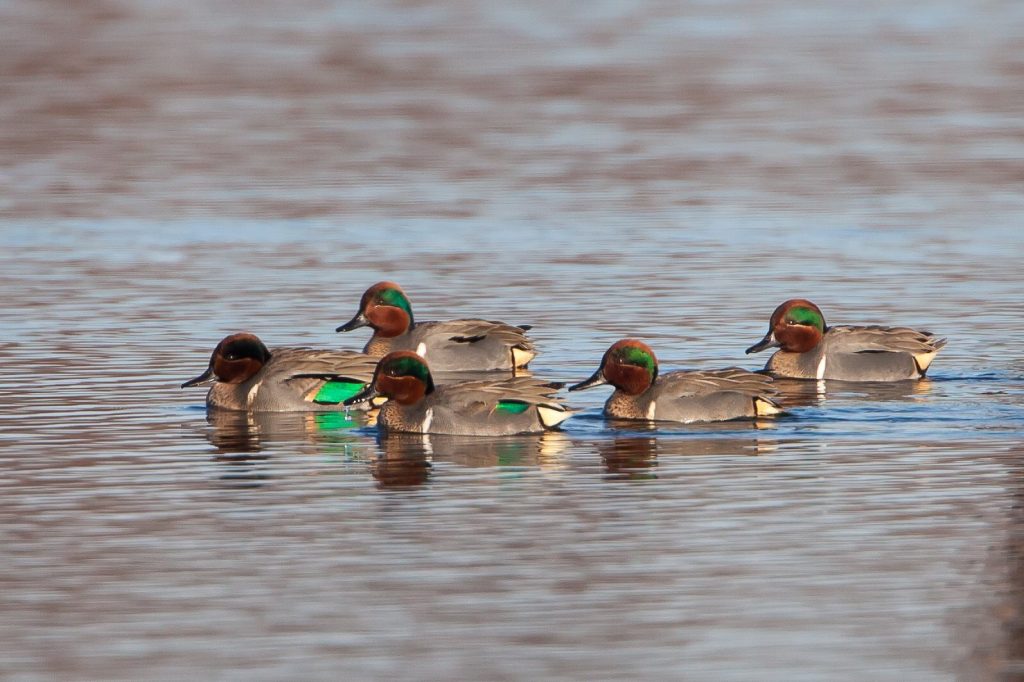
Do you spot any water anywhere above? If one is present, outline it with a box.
[2,1,1024,679]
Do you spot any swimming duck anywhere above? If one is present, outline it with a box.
[336,281,535,371]
[746,299,946,381]
[569,339,781,422]
[182,332,378,412]
[344,351,571,435]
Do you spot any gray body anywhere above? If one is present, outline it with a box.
[365,319,535,371]
[765,325,946,381]
[376,376,569,436]
[207,347,377,412]
[605,368,778,423]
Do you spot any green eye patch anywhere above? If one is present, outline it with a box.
[378,288,413,322]
[618,346,657,378]
[787,306,824,331]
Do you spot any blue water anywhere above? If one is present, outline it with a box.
[2,0,1024,679]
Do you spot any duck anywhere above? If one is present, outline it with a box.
[569,339,781,422]
[182,332,378,412]
[344,351,571,435]
[745,299,946,381]
[335,281,535,371]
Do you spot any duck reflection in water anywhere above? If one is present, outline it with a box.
[202,407,373,455]
[769,376,936,409]
[374,431,570,486]
[198,408,372,488]
[373,434,433,488]
[599,421,777,480]
[599,436,659,480]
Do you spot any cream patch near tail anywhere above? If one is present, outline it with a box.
[754,396,783,417]
[511,347,536,368]
[913,350,938,374]
[537,404,571,428]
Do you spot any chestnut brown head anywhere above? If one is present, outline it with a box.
[336,281,414,338]
[344,351,435,407]
[746,299,826,354]
[182,333,272,388]
[569,339,658,396]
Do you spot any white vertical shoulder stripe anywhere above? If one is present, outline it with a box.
[246,382,261,407]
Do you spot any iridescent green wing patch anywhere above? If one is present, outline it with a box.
[313,379,367,404]
[496,399,530,415]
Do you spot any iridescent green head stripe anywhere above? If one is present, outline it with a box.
[785,305,825,332]
[377,351,434,392]
[377,287,413,319]
[389,354,428,379]
[613,344,657,379]
[363,281,414,326]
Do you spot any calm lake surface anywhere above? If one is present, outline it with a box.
[2,1,1024,679]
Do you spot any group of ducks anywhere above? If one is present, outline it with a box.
[182,281,947,437]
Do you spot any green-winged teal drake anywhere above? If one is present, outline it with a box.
[746,299,946,381]
[182,332,377,412]
[345,351,571,435]
[336,281,535,371]
[569,339,781,422]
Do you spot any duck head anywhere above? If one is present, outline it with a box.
[182,333,272,388]
[336,281,414,338]
[569,339,658,396]
[746,299,826,354]
[344,351,435,407]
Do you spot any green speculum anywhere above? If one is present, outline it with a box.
[313,380,367,404]
[496,400,530,415]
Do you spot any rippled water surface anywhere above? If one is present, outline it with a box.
[3,1,1024,679]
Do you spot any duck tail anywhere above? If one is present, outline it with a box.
[537,404,572,428]
[753,396,783,417]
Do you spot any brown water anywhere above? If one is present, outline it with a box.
[3,1,1024,679]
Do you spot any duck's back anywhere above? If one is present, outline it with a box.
[768,325,946,381]
[368,319,535,371]
[379,376,567,435]
[607,368,777,423]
